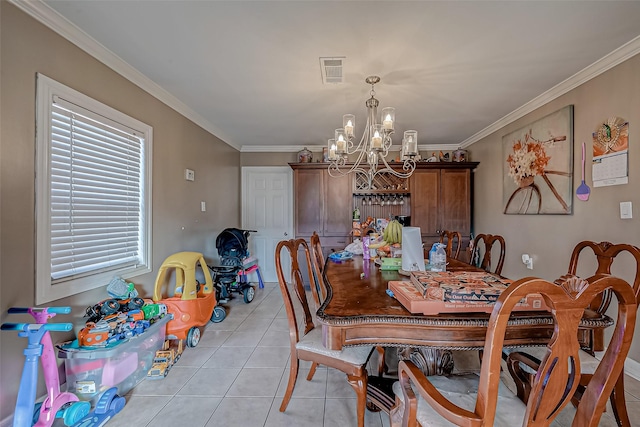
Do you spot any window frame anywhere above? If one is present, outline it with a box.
[35,73,152,304]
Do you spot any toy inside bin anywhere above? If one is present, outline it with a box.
[57,315,170,404]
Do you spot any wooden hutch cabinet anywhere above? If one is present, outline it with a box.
[290,162,478,256]
[410,163,478,249]
[290,164,353,254]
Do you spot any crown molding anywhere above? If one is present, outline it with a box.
[240,144,460,153]
[9,0,241,151]
[458,35,640,149]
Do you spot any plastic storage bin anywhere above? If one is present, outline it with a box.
[57,315,170,403]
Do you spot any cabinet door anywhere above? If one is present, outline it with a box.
[323,172,352,236]
[440,169,471,235]
[410,170,440,237]
[294,169,322,236]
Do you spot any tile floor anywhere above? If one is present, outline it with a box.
[101,282,640,427]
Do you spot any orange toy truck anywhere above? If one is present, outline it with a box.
[152,252,226,347]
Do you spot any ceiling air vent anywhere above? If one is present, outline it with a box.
[320,57,345,84]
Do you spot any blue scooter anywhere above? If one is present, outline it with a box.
[1,307,91,427]
[2,307,125,427]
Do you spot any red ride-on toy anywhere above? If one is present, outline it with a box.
[153,252,226,347]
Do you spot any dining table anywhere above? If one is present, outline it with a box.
[315,255,613,412]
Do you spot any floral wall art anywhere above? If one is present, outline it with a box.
[503,105,574,214]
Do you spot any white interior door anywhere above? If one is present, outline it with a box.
[242,167,293,283]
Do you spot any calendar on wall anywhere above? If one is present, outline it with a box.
[592,117,629,188]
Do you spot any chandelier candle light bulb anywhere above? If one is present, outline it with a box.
[404,130,418,155]
[335,129,346,154]
[372,125,383,149]
[382,107,395,130]
[343,114,355,137]
[328,139,337,160]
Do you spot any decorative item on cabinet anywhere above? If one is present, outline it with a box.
[453,148,468,162]
[297,147,313,163]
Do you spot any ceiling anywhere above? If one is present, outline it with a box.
[22,1,640,152]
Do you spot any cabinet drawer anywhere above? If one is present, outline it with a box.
[321,236,350,249]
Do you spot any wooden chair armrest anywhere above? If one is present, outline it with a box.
[508,351,541,372]
[504,350,542,403]
[398,360,480,426]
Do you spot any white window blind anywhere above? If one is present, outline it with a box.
[50,97,144,279]
[36,74,152,304]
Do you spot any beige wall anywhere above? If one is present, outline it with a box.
[470,53,640,361]
[0,3,240,419]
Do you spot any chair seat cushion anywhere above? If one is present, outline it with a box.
[392,373,526,426]
[296,328,373,365]
[505,347,598,375]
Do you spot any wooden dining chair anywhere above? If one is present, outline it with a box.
[309,231,386,377]
[505,241,640,427]
[309,231,327,305]
[389,274,637,427]
[438,230,462,259]
[310,231,325,273]
[275,238,375,427]
[470,233,505,275]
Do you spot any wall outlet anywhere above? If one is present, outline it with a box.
[185,169,195,181]
[522,254,534,270]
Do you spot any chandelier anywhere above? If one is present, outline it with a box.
[327,75,418,189]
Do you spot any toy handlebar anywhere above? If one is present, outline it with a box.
[1,323,73,332]
[8,306,72,314]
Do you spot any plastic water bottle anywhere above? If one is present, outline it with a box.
[428,243,439,269]
[433,243,447,272]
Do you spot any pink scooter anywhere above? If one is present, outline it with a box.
[2,307,91,427]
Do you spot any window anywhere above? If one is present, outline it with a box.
[36,74,152,304]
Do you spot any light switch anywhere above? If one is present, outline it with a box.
[620,201,632,219]
[185,169,195,181]
[201,201,206,212]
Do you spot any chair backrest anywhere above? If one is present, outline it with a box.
[567,241,640,312]
[471,233,506,275]
[310,232,325,273]
[275,239,321,346]
[309,232,328,305]
[476,275,636,426]
[438,230,462,259]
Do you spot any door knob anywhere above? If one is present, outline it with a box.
[284,232,288,236]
